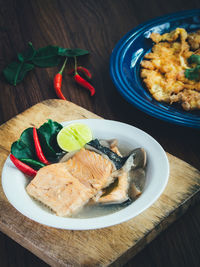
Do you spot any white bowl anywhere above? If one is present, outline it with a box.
[2,119,169,230]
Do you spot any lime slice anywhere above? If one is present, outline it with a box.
[57,123,93,152]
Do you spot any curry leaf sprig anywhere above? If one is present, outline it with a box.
[3,42,89,85]
[185,54,200,81]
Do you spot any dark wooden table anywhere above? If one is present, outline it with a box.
[0,0,200,266]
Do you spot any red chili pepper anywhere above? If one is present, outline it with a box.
[74,74,95,96]
[10,154,37,177]
[68,66,92,80]
[54,74,66,100]
[73,56,95,96]
[54,58,67,100]
[33,127,50,165]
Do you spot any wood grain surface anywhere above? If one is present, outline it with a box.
[0,0,200,266]
[0,99,200,267]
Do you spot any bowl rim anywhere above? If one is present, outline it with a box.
[2,119,170,230]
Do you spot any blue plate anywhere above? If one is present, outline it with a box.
[110,9,200,128]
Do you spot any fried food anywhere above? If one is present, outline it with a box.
[140,28,200,111]
[188,30,200,50]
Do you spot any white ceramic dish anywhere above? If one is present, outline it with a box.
[2,119,169,230]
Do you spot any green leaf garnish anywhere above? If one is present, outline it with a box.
[58,48,89,57]
[11,120,63,169]
[11,128,36,159]
[32,45,62,67]
[187,54,200,65]
[185,65,200,81]
[38,119,63,161]
[185,55,200,81]
[17,42,36,62]
[2,44,89,85]
[20,158,46,170]
[3,62,34,85]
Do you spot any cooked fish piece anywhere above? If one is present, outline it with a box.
[99,139,118,149]
[91,141,129,204]
[110,143,122,157]
[111,144,146,197]
[65,148,114,193]
[92,144,147,205]
[99,139,125,157]
[59,150,79,163]
[27,148,115,217]
[26,163,93,217]
[26,140,147,217]
[96,171,129,204]
[85,139,126,170]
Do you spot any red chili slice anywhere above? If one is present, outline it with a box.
[10,154,37,177]
[33,127,50,165]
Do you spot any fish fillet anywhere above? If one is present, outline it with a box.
[93,145,146,204]
[65,148,114,193]
[26,148,114,217]
[96,171,129,204]
[26,163,93,217]
[93,144,129,204]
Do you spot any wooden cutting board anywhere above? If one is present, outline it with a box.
[0,99,200,267]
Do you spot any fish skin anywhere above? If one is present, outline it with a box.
[93,146,146,204]
[95,144,129,204]
[86,139,127,169]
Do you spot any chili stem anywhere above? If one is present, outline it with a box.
[74,56,78,75]
[59,57,68,74]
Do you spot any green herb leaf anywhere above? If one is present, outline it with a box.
[58,48,89,57]
[185,65,200,81]
[188,54,200,65]
[3,44,90,85]
[11,120,63,165]
[18,42,36,62]
[31,45,61,67]
[17,63,34,83]
[3,61,34,85]
[11,140,33,159]
[11,128,36,159]
[3,62,23,85]
[20,158,46,170]
[38,119,63,161]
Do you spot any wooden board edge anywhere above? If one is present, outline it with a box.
[0,98,101,129]
[41,99,101,118]
[1,188,200,267]
[0,99,200,266]
[109,189,200,267]
[0,221,62,267]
